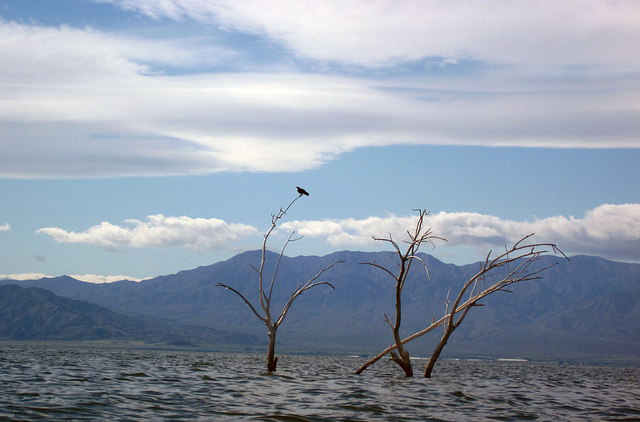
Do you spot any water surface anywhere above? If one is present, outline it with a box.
[1,345,638,421]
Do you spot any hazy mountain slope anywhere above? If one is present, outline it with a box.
[2,251,639,359]
[0,285,256,346]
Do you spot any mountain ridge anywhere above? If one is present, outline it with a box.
[0,284,257,346]
[1,250,639,360]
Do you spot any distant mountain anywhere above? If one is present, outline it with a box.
[0,284,256,346]
[2,251,639,361]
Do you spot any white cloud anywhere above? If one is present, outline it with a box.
[1,5,639,179]
[101,0,640,69]
[280,204,640,262]
[0,273,146,283]
[0,223,9,231]
[0,20,234,84]
[0,273,47,281]
[70,274,148,283]
[37,214,258,250]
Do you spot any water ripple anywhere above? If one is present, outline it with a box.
[1,345,639,421]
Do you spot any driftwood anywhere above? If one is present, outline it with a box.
[218,193,342,372]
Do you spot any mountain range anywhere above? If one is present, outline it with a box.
[1,250,639,361]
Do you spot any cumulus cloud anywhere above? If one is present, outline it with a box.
[281,204,640,262]
[0,223,9,231]
[37,214,258,250]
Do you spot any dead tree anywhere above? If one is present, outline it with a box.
[355,223,567,377]
[361,209,446,377]
[217,193,342,372]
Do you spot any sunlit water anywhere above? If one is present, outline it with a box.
[1,345,638,421]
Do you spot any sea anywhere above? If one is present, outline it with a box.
[1,345,638,421]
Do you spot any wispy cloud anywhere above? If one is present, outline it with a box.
[280,204,640,262]
[1,2,639,178]
[100,0,640,69]
[37,214,258,250]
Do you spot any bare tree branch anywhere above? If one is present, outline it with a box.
[216,283,266,323]
[218,191,342,372]
[357,209,444,377]
[355,228,566,377]
[275,260,343,327]
[257,195,303,313]
[268,231,298,304]
[361,261,399,281]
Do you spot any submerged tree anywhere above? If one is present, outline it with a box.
[217,190,342,372]
[355,212,567,378]
[360,209,445,377]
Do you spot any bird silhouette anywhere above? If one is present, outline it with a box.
[296,186,309,196]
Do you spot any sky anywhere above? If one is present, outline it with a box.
[1,0,639,283]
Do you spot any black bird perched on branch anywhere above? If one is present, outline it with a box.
[296,186,309,196]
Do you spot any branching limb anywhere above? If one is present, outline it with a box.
[355,313,449,374]
[216,283,266,323]
[358,209,444,377]
[356,232,567,376]
[361,261,400,281]
[268,231,302,304]
[372,234,403,258]
[383,313,394,329]
[274,260,343,327]
[257,195,304,313]
[219,192,338,372]
[406,255,433,283]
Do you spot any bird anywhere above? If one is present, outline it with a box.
[296,186,309,196]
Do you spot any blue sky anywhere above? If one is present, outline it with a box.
[1,0,639,282]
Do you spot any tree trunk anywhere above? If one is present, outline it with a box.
[391,302,412,376]
[390,348,413,377]
[423,333,447,378]
[266,330,278,372]
[390,266,413,377]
